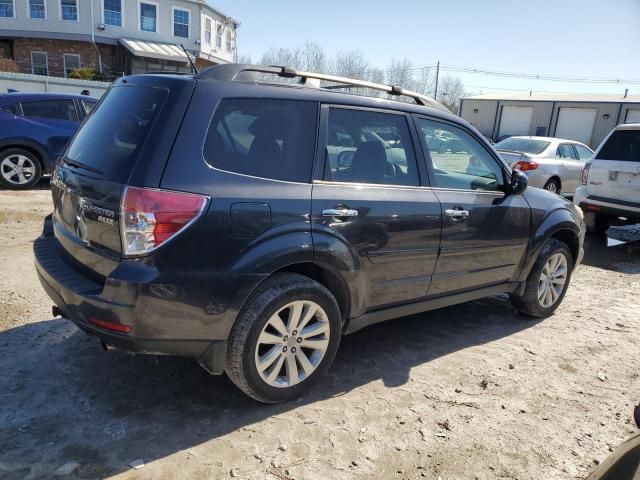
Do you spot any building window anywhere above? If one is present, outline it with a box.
[172,7,189,38]
[139,1,157,32]
[0,0,14,18]
[104,0,122,27]
[29,0,46,19]
[204,16,212,44]
[225,26,232,52]
[31,51,48,76]
[63,53,81,77]
[61,0,78,21]
[215,21,222,48]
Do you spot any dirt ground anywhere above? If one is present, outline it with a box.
[0,183,639,480]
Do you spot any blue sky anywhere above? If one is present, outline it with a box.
[211,0,640,95]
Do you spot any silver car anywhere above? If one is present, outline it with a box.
[495,136,593,196]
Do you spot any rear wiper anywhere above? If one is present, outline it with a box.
[62,158,103,175]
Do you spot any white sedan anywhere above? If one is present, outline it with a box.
[495,136,593,196]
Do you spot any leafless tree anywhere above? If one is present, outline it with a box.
[385,57,415,90]
[298,41,327,72]
[412,67,434,97]
[260,47,302,68]
[437,75,465,112]
[332,50,370,80]
[235,54,252,65]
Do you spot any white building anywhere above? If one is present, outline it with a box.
[0,0,239,78]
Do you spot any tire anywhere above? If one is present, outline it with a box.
[543,178,561,195]
[0,148,43,190]
[584,211,609,234]
[225,273,342,403]
[510,238,573,318]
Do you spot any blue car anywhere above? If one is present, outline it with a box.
[0,92,97,189]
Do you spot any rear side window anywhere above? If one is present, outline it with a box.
[65,85,167,182]
[556,144,577,160]
[21,99,78,121]
[574,144,593,161]
[204,99,317,183]
[596,130,640,162]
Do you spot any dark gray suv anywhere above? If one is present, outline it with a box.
[34,65,585,403]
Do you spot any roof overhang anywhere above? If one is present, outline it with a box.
[119,38,195,64]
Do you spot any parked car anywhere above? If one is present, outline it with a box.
[34,65,585,403]
[574,124,640,232]
[495,136,593,196]
[0,92,97,189]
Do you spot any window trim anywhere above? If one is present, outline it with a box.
[102,0,124,28]
[0,0,16,18]
[171,6,190,39]
[203,15,212,45]
[215,20,223,49]
[315,104,426,188]
[27,0,47,20]
[224,25,233,52]
[412,113,510,192]
[137,0,158,32]
[63,53,81,78]
[30,50,48,76]
[59,0,79,22]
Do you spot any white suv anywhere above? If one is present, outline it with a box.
[574,124,640,232]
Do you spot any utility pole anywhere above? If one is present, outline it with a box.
[433,61,440,100]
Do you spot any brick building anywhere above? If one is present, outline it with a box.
[0,0,239,80]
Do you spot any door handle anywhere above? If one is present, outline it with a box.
[323,208,358,218]
[444,209,469,219]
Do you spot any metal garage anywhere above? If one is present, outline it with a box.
[498,106,533,139]
[459,92,640,148]
[626,109,640,123]
[555,108,597,145]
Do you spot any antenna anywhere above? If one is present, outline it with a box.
[180,44,198,74]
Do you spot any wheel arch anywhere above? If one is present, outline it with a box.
[517,208,582,281]
[0,140,49,171]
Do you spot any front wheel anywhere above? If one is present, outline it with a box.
[225,273,342,403]
[510,238,573,317]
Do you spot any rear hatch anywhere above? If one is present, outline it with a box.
[587,128,640,204]
[51,75,195,278]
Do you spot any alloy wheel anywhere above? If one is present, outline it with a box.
[538,253,568,308]
[1,155,37,186]
[545,182,558,193]
[254,300,330,388]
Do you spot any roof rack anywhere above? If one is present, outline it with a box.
[196,64,446,110]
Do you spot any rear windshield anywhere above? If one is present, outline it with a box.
[495,138,550,155]
[596,130,640,162]
[64,85,167,182]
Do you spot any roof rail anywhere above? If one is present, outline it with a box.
[196,64,446,110]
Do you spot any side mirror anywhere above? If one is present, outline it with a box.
[510,170,528,195]
[338,150,355,169]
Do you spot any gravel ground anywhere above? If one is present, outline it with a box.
[0,185,639,480]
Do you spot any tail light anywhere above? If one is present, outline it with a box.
[513,160,539,172]
[121,186,208,257]
[581,162,591,185]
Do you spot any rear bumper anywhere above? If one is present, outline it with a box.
[575,186,640,220]
[34,224,231,372]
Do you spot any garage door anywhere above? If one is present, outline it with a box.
[498,106,533,139]
[625,109,640,123]
[555,107,597,146]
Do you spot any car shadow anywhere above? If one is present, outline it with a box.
[0,176,50,191]
[0,295,541,478]
[582,233,640,274]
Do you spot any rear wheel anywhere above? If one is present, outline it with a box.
[510,238,573,317]
[225,273,341,403]
[543,178,561,195]
[0,148,42,189]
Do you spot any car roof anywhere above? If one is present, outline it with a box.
[615,123,640,131]
[500,136,590,147]
[0,92,98,103]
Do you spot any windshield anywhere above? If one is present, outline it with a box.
[496,138,550,155]
[64,85,168,183]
